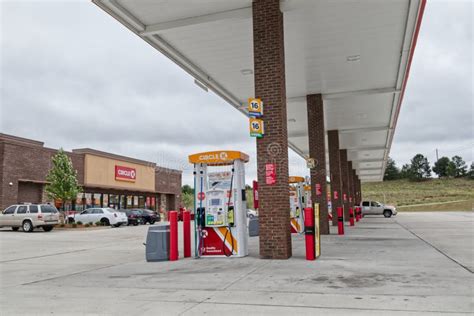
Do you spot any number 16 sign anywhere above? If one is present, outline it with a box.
[249,117,264,138]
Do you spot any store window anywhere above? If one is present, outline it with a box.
[103,194,109,208]
[138,196,145,209]
[109,194,119,209]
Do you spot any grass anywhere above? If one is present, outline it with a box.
[362,178,473,212]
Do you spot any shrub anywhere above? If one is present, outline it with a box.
[72,223,77,228]
[95,221,102,226]
[84,223,90,227]
[76,221,83,225]
[88,222,93,226]
[59,223,65,228]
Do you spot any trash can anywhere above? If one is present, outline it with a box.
[145,224,170,262]
[249,217,259,237]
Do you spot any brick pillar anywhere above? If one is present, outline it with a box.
[328,130,343,226]
[352,169,358,205]
[358,177,362,204]
[340,149,350,221]
[253,0,291,259]
[348,161,354,208]
[307,94,329,235]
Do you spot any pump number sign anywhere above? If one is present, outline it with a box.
[249,118,264,137]
[248,98,263,117]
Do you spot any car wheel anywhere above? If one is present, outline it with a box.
[383,210,392,218]
[22,220,33,233]
[149,220,155,225]
[68,218,75,223]
[12,227,19,231]
[133,222,139,226]
[249,214,255,219]
[101,218,110,226]
[43,226,54,232]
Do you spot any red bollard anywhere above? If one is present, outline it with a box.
[169,211,178,261]
[349,208,354,226]
[183,211,191,258]
[304,207,315,260]
[337,207,344,235]
[355,207,360,222]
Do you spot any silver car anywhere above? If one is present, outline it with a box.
[0,204,59,232]
[360,201,397,218]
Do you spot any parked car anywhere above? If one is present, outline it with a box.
[118,209,142,226]
[360,201,397,218]
[68,208,128,227]
[135,209,160,224]
[247,209,258,218]
[0,203,59,232]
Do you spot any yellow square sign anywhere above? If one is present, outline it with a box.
[249,117,264,137]
[248,98,263,117]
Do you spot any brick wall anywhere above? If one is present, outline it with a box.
[340,149,350,221]
[0,138,84,210]
[348,161,354,210]
[253,0,292,259]
[328,130,343,226]
[307,94,329,235]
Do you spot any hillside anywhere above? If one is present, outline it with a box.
[362,178,473,211]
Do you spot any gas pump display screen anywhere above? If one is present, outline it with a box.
[210,199,221,206]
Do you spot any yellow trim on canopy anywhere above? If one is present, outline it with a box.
[289,176,305,183]
[188,150,249,165]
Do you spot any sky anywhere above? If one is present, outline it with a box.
[1,0,473,185]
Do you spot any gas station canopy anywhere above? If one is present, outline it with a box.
[93,0,425,182]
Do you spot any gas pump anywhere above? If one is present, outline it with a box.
[303,185,312,208]
[189,151,249,258]
[289,176,305,234]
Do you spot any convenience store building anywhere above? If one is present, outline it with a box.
[0,133,182,213]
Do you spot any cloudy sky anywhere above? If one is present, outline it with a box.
[1,0,472,185]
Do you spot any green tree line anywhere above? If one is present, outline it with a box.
[384,154,473,182]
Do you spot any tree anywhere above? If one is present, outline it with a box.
[451,155,467,178]
[433,157,451,178]
[383,157,400,180]
[45,149,81,212]
[408,154,431,181]
[468,162,474,180]
[400,163,412,179]
[181,184,194,195]
[446,161,456,178]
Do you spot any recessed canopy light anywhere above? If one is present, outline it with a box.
[288,118,296,123]
[241,69,253,75]
[361,138,367,142]
[347,55,361,62]
[364,153,370,157]
[356,113,368,119]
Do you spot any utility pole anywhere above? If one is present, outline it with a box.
[436,148,439,161]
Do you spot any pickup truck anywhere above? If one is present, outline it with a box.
[360,201,397,218]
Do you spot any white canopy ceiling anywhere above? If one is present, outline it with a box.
[93,0,425,182]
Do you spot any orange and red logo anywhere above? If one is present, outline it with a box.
[115,165,136,182]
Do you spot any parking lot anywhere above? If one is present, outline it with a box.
[0,212,472,315]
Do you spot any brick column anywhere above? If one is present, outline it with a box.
[358,177,362,204]
[328,130,342,226]
[352,169,357,206]
[340,149,350,221]
[307,94,329,235]
[253,0,291,259]
[348,161,354,208]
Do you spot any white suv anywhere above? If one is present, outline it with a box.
[360,201,397,217]
[0,204,59,232]
[68,208,128,227]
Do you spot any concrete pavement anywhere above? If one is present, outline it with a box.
[0,212,472,315]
